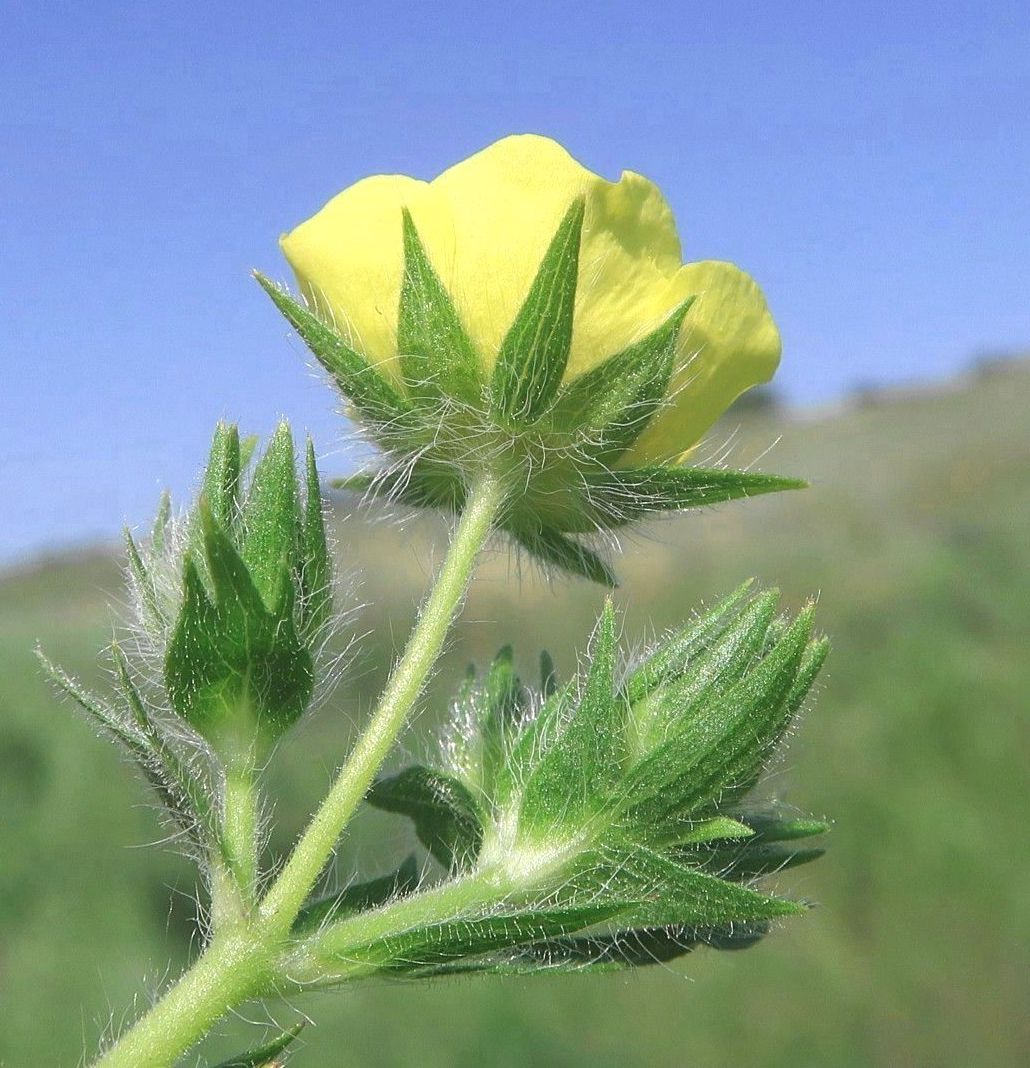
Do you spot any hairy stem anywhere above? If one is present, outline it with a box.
[259,471,505,932]
[93,472,505,1067]
[94,934,272,1068]
[222,765,259,904]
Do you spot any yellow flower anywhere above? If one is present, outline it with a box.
[280,134,780,462]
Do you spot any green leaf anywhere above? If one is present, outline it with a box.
[366,766,484,873]
[591,847,804,928]
[398,208,482,405]
[518,600,623,837]
[293,856,420,934]
[491,198,584,423]
[624,579,755,705]
[330,902,627,974]
[510,526,617,588]
[241,423,299,610]
[202,423,243,530]
[209,1022,305,1068]
[255,271,414,431]
[586,464,807,526]
[552,297,694,457]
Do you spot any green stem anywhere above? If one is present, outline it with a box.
[258,471,504,932]
[92,472,505,1067]
[222,765,259,903]
[94,933,271,1068]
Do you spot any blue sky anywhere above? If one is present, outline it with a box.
[2,1,1028,563]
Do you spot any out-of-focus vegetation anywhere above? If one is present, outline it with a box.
[2,362,1028,1067]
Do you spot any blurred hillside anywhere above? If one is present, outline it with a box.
[1,360,1028,1067]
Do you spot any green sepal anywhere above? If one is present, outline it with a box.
[299,438,332,634]
[518,600,623,838]
[202,422,243,530]
[491,198,584,423]
[332,460,466,513]
[551,297,694,458]
[510,526,617,587]
[36,651,211,843]
[209,1022,305,1068]
[737,813,832,843]
[585,464,807,526]
[672,816,755,845]
[417,923,768,977]
[293,856,420,934]
[366,766,484,873]
[110,643,215,842]
[240,422,299,610]
[124,528,164,632]
[539,649,558,697]
[165,509,313,751]
[398,209,482,405]
[491,679,577,810]
[697,842,826,881]
[151,489,172,552]
[585,846,804,928]
[254,271,413,430]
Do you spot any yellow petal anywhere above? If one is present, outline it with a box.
[280,173,435,381]
[620,260,782,465]
[280,134,780,451]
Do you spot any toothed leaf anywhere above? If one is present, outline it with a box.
[293,856,420,934]
[366,766,484,873]
[210,1022,305,1068]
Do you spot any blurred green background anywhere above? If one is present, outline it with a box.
[2,360,1028,1067]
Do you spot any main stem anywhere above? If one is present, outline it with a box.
[259,471,504,931]
[94,472,504,1067]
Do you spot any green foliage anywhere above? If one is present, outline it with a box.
[210,1023,305,1068]
[366,767,482,874]
[335,588,826,980]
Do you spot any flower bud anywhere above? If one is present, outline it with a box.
[131,422,332,762]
